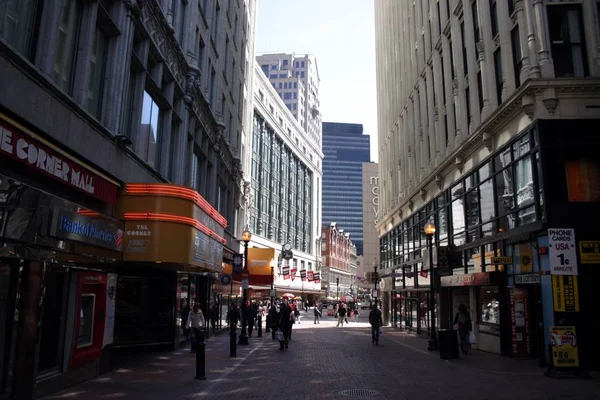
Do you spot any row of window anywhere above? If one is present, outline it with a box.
[380,128,543,271]
[250,113,314,253]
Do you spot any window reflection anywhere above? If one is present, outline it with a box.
[139,91,161,168]
[515,156,534,207]
[480,286,501,325]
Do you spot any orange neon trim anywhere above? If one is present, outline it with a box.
[124,212,227,245]
[125,184,228,228]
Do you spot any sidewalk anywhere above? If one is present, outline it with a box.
[39,328,267,400]
[382,328,598,378]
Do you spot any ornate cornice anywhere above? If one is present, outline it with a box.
[137,0,236,177]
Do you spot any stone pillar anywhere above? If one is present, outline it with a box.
[514,1,531,81]
[523,0,541,78]
[478,0,497,115]
[533,0,554,77]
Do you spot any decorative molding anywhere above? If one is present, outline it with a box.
[482,131,493,151]
[521,95,535,119]
[455,157,463,173]
[419,188,426,201]
[543,97,559,115]
[476,41,485,61]
[123,0,141,18]
[434,175,443,191]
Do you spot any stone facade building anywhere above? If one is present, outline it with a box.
[0,0,256,398]
[375,0,600,367]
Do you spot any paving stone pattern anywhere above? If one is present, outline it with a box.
[41,311,600,400]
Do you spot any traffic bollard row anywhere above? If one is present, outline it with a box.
[195,330,206,380]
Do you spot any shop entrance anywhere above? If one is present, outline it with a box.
[36,266,69,376]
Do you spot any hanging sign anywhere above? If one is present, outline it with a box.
[550,326,579,368]
[290,268,298,281]
[300,269,307,281]
[307,271,314,281]
[548,229,578,275]
[313,272,320,283]
[282,265,290,280]
[552,275,580,312]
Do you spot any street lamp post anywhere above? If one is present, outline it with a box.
[424,221,438,351]
[373,265,378,308]
[336,277,340,301]
[238,229,252,345]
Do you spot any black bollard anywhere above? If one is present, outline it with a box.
[257,316,263,338]
[265,314,270,333]
[229,324,237,357]
[195,330,206,380]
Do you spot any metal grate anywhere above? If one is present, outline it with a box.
[338,389,379,397]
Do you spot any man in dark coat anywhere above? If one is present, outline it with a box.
[268,303,280,340]
[278,299,293,350]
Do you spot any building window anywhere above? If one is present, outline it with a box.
[490,0,498,37]
[472,1,480,42]
[511,27,522,88]
[52,0,82,93]
[86,27,109,119]
[2,0,40,59]
[283,92,292,100]
[139,91,162,169]
[547,5,588,78]
[261,65,269,75]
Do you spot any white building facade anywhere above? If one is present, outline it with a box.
[256,53,322,152]
[246,61,324,299]
[375,0,600,364]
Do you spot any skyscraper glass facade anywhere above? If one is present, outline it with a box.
[250,112,313,253]
[322,122,371,255]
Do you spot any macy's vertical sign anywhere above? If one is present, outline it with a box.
[0,119,117,203]
[370,176,379,226]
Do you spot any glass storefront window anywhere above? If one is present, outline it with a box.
[468,246,481,273]
[515,156,534,208]
[437,205,449,241]
[451,199,465,235]
[479,161,492,181]
[480,286,501,325]
[466,188,480,229]
[479,178,495,223]
[495,165,515,217]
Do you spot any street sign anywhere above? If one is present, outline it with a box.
[548,229,578,275]
[372,289,379,298]
[550,326,579,368]
[514,274,540,285]
[241,278,249,289]
[490,256,513,265]
[270,289,276,297]
[579,240,600,264]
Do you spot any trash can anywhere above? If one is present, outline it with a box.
[438,329,459,360]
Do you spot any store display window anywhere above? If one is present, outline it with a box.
[479,286,501,325]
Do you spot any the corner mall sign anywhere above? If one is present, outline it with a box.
[0,116,117,203]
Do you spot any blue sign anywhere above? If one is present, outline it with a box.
[50,210,123,251]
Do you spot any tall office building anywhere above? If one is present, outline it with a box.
[255,53,321,150]
[246,61,323,300]
[322,122,371,255]
[0,0,256,397]
[375,0,600,367]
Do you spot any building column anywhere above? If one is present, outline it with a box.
[515,1,532,81]
[533,0,554,77]
[523,0,542,78]
[432,50,444,164]
[477,0,495,118]
[497,0,516,101]
[425,65,436,169]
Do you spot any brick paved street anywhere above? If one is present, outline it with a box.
[41,311,600,400]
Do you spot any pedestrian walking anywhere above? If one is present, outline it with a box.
[368,305,383,345]
[210,303,219,333]
[268,303,280,340]
[247,302,257,337]
[187,303,206,352]
[278,299,293,350]
[228,303,241,329]
[337,303,347,327]
[314,302,322,324]
[352,306,359,322]
[294,303,301,324]
[453,304,473,354]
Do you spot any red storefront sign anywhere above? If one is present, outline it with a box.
[0,117,118,204]
[307,271,314,281]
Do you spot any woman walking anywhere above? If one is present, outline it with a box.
[187,303,206,352]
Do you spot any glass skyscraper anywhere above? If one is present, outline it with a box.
[322,122,371,255]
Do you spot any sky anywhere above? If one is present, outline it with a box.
[255,0,379,162]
